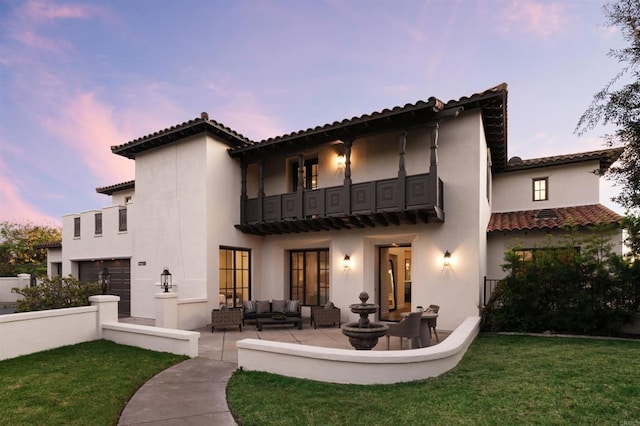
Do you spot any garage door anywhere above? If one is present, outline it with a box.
[79,259,131,317]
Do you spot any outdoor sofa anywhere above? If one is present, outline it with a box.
[242,299,301,325]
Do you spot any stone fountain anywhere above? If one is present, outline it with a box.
[341,291,389,350]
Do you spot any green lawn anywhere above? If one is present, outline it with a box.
[0,340,187,425]
[227,334,640,425]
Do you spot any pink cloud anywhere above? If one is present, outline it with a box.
[205,86,286,141]
[42,92,135,186]
[11,30,70,53]
[0,170,61,226]
[24,1,99,20]
[501,0,567,39]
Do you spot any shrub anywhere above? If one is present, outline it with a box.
[482,225,640,336]
[12,275,102,312]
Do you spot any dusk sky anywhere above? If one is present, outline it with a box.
[0,0,628,227]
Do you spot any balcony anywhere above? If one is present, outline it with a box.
[235,173,444,236]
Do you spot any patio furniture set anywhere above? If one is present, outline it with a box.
[210,299,439,350]
[210,299,340,332]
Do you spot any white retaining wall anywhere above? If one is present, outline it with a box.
[177,298,208,330]
[0,305,99,360]
[237,316,480,385]
[102,323,199,358]
[0,295,200,361]
[0,274,30,302]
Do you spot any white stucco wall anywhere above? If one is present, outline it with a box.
[492,161,601,213]
[130,136,209,317]
[254,111,486,332]
[204,135,263,316]
[61,204,133,276]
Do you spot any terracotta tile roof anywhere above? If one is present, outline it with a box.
[109,84,508,168]
[96,180,135,195]
[487,204,623,233]
[503,148,623,174]
[228,83,508,169]
[35,241,62,249]
[111,112,252,159]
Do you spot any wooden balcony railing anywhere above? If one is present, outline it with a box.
[236,173,444,235]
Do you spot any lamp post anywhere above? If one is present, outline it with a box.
[160,268,172,293]
[98,267,111,294]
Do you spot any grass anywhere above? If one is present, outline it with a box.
[0,340,187,425]
[227,334,640,425]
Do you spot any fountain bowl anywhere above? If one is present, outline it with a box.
[342,322,389,350]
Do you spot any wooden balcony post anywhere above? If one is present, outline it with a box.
[428,123,439,206]
[258,160,264,223]
[343,139,353,214]
[297,154,304,219]
[241,160,248,224]
[398,130,407,209]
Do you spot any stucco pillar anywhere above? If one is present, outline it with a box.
[90,295,120,338]
[155,292,178,329]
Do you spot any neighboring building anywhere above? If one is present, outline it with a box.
[45,83,623,329]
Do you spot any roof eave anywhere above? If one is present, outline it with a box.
[112,120,250,160]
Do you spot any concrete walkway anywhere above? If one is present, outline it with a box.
[117,318,449,425]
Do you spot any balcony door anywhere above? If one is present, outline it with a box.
[291,158,318,191]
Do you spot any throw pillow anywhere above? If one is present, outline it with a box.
[256,300,271,314]
[272,299,287,313]
[286,300,300,313]
[242,300,256,313]
[324,301,335,310]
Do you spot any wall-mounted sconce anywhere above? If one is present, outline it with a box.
[160,267,173,293]
[336,153,346,169]
[98,267,111,294]
[342,254,351,270]
[443,251,452,268]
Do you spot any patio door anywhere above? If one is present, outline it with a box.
[290,249,329,306]
[378,245,411,321]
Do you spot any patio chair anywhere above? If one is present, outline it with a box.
[211,307,242,333]
[311,302,341,329]
[427,304,440,342]
[386,311,423,350]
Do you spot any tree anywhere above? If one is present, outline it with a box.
[0,221,61,277]
[576,0,640,213]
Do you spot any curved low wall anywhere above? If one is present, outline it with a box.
[237,316,480,385]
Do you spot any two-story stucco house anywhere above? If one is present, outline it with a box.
[44,83,623,331]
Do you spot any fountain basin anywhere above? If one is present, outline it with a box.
[342,322,389,350]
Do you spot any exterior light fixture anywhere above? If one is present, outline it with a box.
[443,251,452,268]
[98,267,111,294]
[342,254,351,270]
[336,153,346,168]
[160,268,173,293]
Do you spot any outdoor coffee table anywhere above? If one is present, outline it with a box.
[256,316,303,331]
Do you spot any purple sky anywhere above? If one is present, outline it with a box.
[0,0,627,227]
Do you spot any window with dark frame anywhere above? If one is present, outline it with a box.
[95,213,102,235]
[533,177,548,201]
[74,217,80,238]
[290,249,329,306]
[514,247,580,276]
[118,208,127,232]
[291,158,319,191]
[219,247,251,308]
